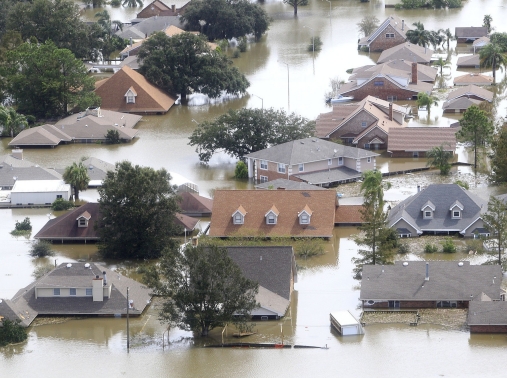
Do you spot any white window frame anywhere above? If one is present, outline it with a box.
[338,157,343,166]
[361,121,367,128]
[298,163,304,172]
[126,95,135,104]
[328,159,332,166]
[260,160,268,170]
[424,210,432,219]
[54,288,60,296]
[277,163,286,173]
[260,175,268,183]
[70,288,76,296]
[452,210,461,219]
[233,213,244,225]
[85,288,92,296]
[266,213,277,225]
[300,213,310,224]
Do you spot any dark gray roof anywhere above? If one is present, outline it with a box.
[116,16,184,39]
[294,166,362,185]
[388,184,487,234]
[0,154,35,168]
[360,261,502,301]
[0,166,61,187]
[0,298,38,327]
[255,178,326,190]
[455,27,488,39]
[245,137,378,165]
[226,246,296,301]
[468,301,507,325]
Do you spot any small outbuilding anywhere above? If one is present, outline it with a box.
[11,180,71,205]
[330,311,364,335]
[468,301,507,333]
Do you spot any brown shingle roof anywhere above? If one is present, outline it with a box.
[457,55,480,67]
[174,212,199,231]
[387,127,458,152]
[454,73,493,86]
[377,42,433,64]
[455,27,488,39]
[335,205,363,224]
[446,85,493,102]
[179,192,213,216]
[209,190,336,238]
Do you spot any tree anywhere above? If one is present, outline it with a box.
[490,125,507,183]
[105,129,121,144]
[416,92,438,114]
[357,15,380,38]
[483,15,493,34]
[181,0,270,40]
[432,56,450,75]
[426,144,453,175]
[0,106,28,137]
[352,170,395,279]
[0,319,27,347]
[142,244,259,336]
[3,40,100,118]
[94,10,126,61]
[122,0,143,6]
[483,196,507,266]
[63,161,90,201]
[96,161,181,259]
[234,161,248,179]
[29,240,55,257]
[283,0,309,16]
[480,42,507,83]
[188,107,315,163]
[406,22,432,48]
[456,105,494,169]
[138,32,249,102]
[440,28,455,50]
[490,32,507,52]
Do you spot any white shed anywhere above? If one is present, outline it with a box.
[330,311,364,336]
[11,180,71,205]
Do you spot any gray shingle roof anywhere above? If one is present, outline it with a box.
[116,16,184,39]
[0,298,38,327]
[457,55,480,67]
[294,166,363,185]
[358,15,410,46]
[360,261,502,301]
[455,27,488,39]
[0,166,61,188]
[377,42,433,64]
[468,301,507,325]
[245,137,378,165]
[255,178,326,190]
[388,184,487,234]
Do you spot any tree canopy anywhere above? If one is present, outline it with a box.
[357,15,380,38]
[482,196,507,267]
[63,161,90,201]
[97,161,180,259]
[283,0,309,16]
[417,92,438,114]
[426,144,453,175]
[479,42,507,83]
[181,0,270,40]
[2,40,100,118]
[490,125,507,183]
[0,319,27,347]
[0,106,28,137]
[138,32,249,102]
[188,107,316,163]
[142,244,259,336]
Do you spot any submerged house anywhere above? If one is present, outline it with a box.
[443,85,493,113]
[455,27,488,43]
[387,127,458,158]
[468,301,507,333]
[377,42,433,65]
[357,15,409,52]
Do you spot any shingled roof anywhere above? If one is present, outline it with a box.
[255,178,326,191]
[446,85,493,102]
[387,127,458,153]
[456,55,480,67]
[455,27,488,39]
[360,261,502,302]
[454,73,493,86]
[377,42,433,64]
[358,15,410,47]
[179,192,213,217]
[0,166,61,189]
[468,301,507,326]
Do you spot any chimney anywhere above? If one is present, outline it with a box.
[402,19,405,31]
[417,185,420,192]
[11,149,23,160]
[425,262,429,281]
[388,102,393,121]
[92,275,104,301]
[171,4,176,12]
[336,192,340,207]
[411,62,418,84]
[103,271,107,286]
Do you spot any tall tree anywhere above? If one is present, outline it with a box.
[97,161,180,259]
[482,196,507,266]
[122,0,143,6]
[357,15,380,38]
[456,105,494,169]
[489,124,507,183]
[142,244,259,337]
[432,56,450,75]
[406,22,432,48]
[62,161,90,201]
[138,32,249,102]
[3,40,100,118]
[416,92,438,114]
[181,0,270,40]
[426,144,453,175]
[188,107,315,163]
[479,42,507,83]
[440,28,455,50]
[0,106,28,137]
[483,15,493,34]
[283,0,309,16]
[352,170,395,279]
[94,10,126,61]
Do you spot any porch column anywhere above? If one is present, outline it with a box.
[247,158,254,178]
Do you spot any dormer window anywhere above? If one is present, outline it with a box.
[77,211,91,227]
[265,205,279,225]
[421,200,435,219]
[298,205,313,225]
[124,87,137,104]
[450,200,464,219]
[232,205,247,225]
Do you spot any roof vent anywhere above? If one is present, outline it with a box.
[84,263,90,268]
[458,262,464,267]
[66,263,72,268]
[402,262,408,266]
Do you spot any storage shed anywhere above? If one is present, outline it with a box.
[330,311,364,336]
[11,180,71,205]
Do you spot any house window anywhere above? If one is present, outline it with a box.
[328,159,332,166]
[260,175,268,183]
[300,213,309,224]
[437,301,457,308]
[267,213,276,225]
[387,96,397,101]
[374,81,384,86]
[364,143,370,150]
[453,210,461,218]
[338,157,343,165]
[298,163,304,172]
[260,160,268,170]
[79,218,87,227]
[424,211,432,218]
[57,195,63,199]
[361,121,367,127]
[234,213,244,225]
[413,151,419,158]
[126,95,135,104]
[367,157,371,163]
[54,288,60,296]
[70,288,76,296]
[86,288,92,296]
[277,163,286,173]
[386,33,395,38]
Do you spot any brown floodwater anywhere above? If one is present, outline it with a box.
[2,0,507,376]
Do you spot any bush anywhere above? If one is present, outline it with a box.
[51,198,74,211]
[238,36,247,52]
[398,243,410,254]
[463,238,486,254]
[234,161,248,179]
[0,319,27,347]
[11,217,32,236]
[441,238,457,253]
[308,36,323,52]
[105,129,121,144]
[424,243,438,253]
[454,180,469,190]
[32,264,54,279]
[29,240,55,258]
[295,239,325,259]
[232,49,240,58]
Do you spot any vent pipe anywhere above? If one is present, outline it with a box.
[425,262,429,281]
[103,271,107,286]
[402,20,405,31]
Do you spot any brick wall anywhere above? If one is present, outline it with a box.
[328,110,377,140]
[346,78,418,102]
[369,25,407,52]
[470,325,507,333]
[356,128,389,150]
[390,151,428,158]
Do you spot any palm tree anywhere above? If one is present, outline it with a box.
[95,10,123,35]
[122,0,143,7]
[483,15,493,34]
[0,106,28,138]
[480,42,507,84]
[426,144,453,175]
[417,92,439,115]
[440,28,455,51]
[432,57,451,76]
[406,22,432,48]
[63,161,90,201]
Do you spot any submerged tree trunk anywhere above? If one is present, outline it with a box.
[74,186,79,201]
[294,2,297,15]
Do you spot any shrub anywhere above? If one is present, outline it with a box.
[0,319,27,347]
[424,243,438,253]
[232,49,240,58]
[234,161,248,179]
[463,238,486,254]
[441,238,457,253]
[295,239,325,259]
[11,217,32,236]
[398,243,410,254]
[32,264,54,279]
[51,198,74,211]
[238,36,247,52]
[308,36,323,52]
[29,240,55,258]
[454,180,469,190]
[105,129,121,144]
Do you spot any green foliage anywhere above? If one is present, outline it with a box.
[308,36,323,52]
[357,15,380,38]
[110,0,121,6]
[417,92,439,114]
[29,240,55,257]
[424,243,438,253]
[483,15,493,34]
[454,180,469,190]
[480,42,507,83]
[426,144,453,175]
[97,161,181,259]
[398,243,410,254]
[105,129,121,144]
[490,126,507,183]
[15,217,32,231]
[234,161,248,179]
[94,10,126,61]
[189,107,315,163]
[141,244,259,336]
[0,106,28,137]
[138,32,249,102]
[490,33,507,52]
[295,239,325,259]
[0,319,27,347]
[463,238,486,255]
[283,0,309,16]
[32,264,53,279]
[397,0,461,9]
[3,40,100,118]
[441,238,457,253]
[51,198,74,211]
[122,0,143,7]
[232,49,240,58]
[238,36,247,52]
[63,161,90,201]
[181,0,270,40]
[483,196,507,265]
[456,105,494,169]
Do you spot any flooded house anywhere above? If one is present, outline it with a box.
[357,15,409,52]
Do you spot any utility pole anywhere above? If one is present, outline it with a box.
[126,286,130,352]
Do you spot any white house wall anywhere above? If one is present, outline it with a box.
[35,287,91,298]
[11,190,70,205]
